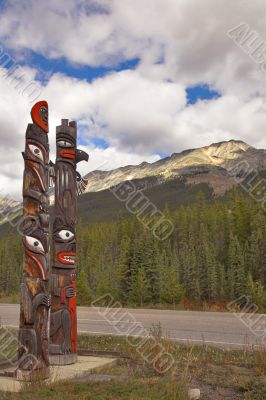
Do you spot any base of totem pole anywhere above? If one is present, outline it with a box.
[49,353,77,365]
[16,367,50,382]
[0,356,117,393]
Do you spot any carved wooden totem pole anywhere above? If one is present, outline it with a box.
[50,119,88,365]
[17,101,51,380]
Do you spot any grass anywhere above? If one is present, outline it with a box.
[1,379,188,400]
[0,296,238,312]
[0,293,20,305]
[78,333,266,399]
[0,329,265,399]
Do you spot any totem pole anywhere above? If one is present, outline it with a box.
[17,101,50,380]
[50,119,88,365]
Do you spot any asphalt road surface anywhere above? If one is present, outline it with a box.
[0,304,265,349]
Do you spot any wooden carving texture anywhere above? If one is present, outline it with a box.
[50,119,80,365]
[50,120,88,365]
[17,101,50,378]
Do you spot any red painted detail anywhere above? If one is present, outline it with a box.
[25,250,47,280]
[59,149,75,159]
[24,237,45,255]
[69,282,77,353]
[27,142,45,162]
[57,252,76,265]
[25,160,46,192]
[31,101,48,133]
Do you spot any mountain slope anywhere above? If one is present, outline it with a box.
[84,140,266,195]
[1,139,265,229]
[77,176,213,224]
[0,197,21,225]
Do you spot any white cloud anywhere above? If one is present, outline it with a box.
[2,65,266,199]
[1,0,266,96]
[41,70,266,154]
[76,145,160,178]
[0,67,167,199]
[1,1,266,199]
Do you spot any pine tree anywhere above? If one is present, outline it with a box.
[160,261,184,307]
[247,274,266,311]
[244,231,260,279]
[130,265,151,306]
[205,247,218,301]
[216,262,226,300]
[76,268,92,306]
[227,233,246,299]
[1,186,266,309]
[115,235,131,303]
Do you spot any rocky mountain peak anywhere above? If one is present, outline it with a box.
[84,139,261,194]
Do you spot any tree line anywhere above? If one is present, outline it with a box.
[0,188,266,311]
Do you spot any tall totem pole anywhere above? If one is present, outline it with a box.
[17,101,51,380]
[50,119,88,365]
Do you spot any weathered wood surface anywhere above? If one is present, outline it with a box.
[50,119,88,365]
[17,101,50,380]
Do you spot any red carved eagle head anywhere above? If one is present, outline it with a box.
[31,101,49,132]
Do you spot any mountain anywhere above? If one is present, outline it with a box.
[0,197,21,225]
[1,139,266,229]
[84,140,266,196]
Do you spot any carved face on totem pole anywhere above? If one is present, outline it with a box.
[22,101,49,281]
[50,119,88,362]
[18,101,50,378]
[31,101,49,133]
[53,122,88,269]
[54,121,77,269]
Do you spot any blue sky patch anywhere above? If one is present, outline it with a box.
[81,2,110,16]
[155,151,169,159]
[89,136,109,149]
[186,84,221,105]
[21,51,140,83]
[77,135,109,149]
[0,0,6,9]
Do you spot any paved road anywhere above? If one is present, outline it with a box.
[0,304,265,349]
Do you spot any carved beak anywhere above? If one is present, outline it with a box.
[76,149,89,164]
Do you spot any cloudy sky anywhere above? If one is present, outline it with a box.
[0,0,266,199]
